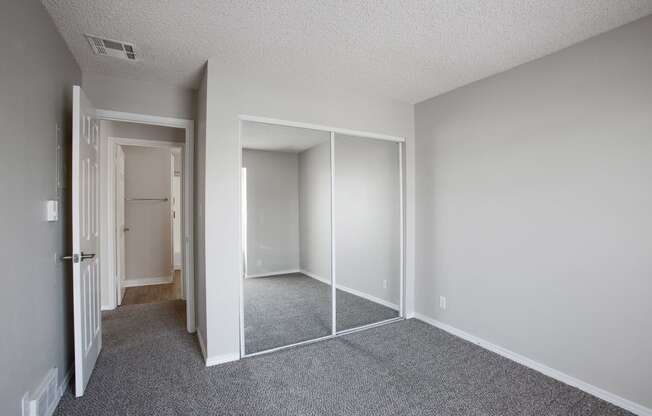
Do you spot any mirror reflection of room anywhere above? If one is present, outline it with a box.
[241,122,404,355]
[242,122,332,354]
[333,134,401,332]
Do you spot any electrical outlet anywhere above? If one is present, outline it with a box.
[439,296,447,310]
[382,280,387,289]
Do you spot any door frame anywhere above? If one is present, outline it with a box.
[114,144,126,306]
[108,137,183,302]
[171,149,183,273]
[238,114,405,357]
[98,110,196,333]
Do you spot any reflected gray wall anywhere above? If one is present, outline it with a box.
[415,15,652,409]
[0,1,81,414]
[334,135,401,307]
[298,141,332,282]
[243,149,300,276]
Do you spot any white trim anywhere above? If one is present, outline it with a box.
[121,276,173,288]
[334,316,403,336]
[183,122,195,333]
[398,142,405,317]
[413,313,652,416]
[299,269,329,284]
[245,269,300,279]
[109,137,183,148]
[244,334,334,358]
[241,167,248,279]
[198,327,239,367]
[243,316,404,358]
[330,132,337,336]
[336,284,399,311]
[170,153,176,281]
[300,270,399,311]
[239,114,405,143]
[97,108,195,334]
[205,352,240,367]
[96,109,193,130]
[58,367,73,399]
[238,120,246,358]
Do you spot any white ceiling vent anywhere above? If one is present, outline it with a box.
[85,34,137,61]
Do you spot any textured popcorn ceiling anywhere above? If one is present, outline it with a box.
[42,0,652,103]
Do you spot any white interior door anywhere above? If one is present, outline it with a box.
[115,145,126,305]
[72,85,101,397]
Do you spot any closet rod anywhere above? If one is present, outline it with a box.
[125,197,169,202]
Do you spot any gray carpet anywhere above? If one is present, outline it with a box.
[55,300,633,416]
[244,273,399,354]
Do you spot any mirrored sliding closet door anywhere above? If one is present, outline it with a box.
[241,121,332,354]
[333,134,402,332]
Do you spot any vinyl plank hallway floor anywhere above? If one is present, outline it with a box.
[55,300,633,416]
[121,270,182,305]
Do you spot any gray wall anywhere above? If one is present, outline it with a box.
[414,15,652,409]
[334,135,401,307]
[195,67,207,345]
[123,146,173,280]
[82,72,196,120]
[298,141,332,282]
[0,1,81,414]
[243,149,300,276]
[105,121,185,143]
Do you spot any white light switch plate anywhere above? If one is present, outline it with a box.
[46,200,59,221]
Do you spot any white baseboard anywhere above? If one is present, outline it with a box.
[299,270,399,311]
[197,327,239,367]
[58,367,73,400]
[121,275,172,288]
[245,269,300,279]
[205,352,240,367]
[300,269,330,284]
[336,284,399,311]
[101,304,115,311]
[413,313,652,416]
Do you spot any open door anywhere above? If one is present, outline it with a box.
[70,85,101,397]
[115,145,126,305]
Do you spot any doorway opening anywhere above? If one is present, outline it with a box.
[99,111,195,333]
[111,139,183,306]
